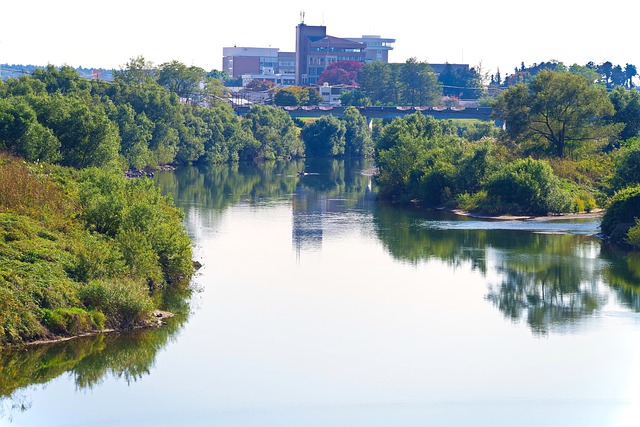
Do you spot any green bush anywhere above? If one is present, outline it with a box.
[601,184,640,241]
[456,191,489,212]
[611,143,640,191]
[41,307,97,335]
[485,158,574,215]
[78,279,154,329]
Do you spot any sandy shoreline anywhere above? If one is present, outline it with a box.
[451,209,604,222]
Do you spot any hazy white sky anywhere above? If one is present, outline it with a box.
[2,0,637,77]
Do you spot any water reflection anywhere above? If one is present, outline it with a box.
[486,242,606,335]
[154,160,305,212]
[293,158,376,253]
[0,307,187,420]
[157,160,639,336]
[601,246,640,311]
[371,204,625,335]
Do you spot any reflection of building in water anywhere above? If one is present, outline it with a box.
[292,185,326,255]
[291,164,377,259]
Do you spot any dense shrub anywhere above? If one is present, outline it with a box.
[78,280,154,329]
[0,154,193,344]
[601,184,640,241]
[41,307,100,335]
[300,116,346,157]
[342,106,374,157]
[611,143,640,191]
[484,158,574,215]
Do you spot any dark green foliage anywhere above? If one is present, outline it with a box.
[30,93,120,168]
[110,103,153,169]
[157,60,207,105]
[358,61,395,105]
[31,65,91,95]
[358,60,442,106]
[0,97,60,163]
[196,105,256,163]
[484,158,573,215]
[375,112,460,201]
[438,64,485,99]
[399,58,441,106]
[374,113,575,215]
[273,88,299,106]
[273,86,322,107]
[601,185,640,240]
[78,280,154,329]
[342,107,373,157]
[300,116,346,158]
[609,87,640,141]
[79,169,193,285]
[0,61,312,168]
[611,142,640,191]
[626,220,640,248]
[241,105,303,160]
[455,120,500,141]
[493,70,617,157]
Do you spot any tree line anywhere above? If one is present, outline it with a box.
[0,58,379,172]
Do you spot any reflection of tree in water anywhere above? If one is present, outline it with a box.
[155,160,305,213]
[293,158,377,253]
[372,204,610,334]
[373,204,491,274]
[600,245,640,311]
[486,246,607,335]
[0,314,186,420]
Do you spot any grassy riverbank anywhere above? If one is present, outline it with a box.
[0,153,194,346]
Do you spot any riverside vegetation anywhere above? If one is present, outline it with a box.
[0,154,194,345]
[1,58,640,344]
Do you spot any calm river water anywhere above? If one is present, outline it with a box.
[2,159,640,427]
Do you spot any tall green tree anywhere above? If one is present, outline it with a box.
[624,64,637,89]
[399,58,441,106]
[31,64,91,96]
[157,60,207,104]
[196,105,256,163]
[341,106,373,157]
[493,70,618,157]
[241,105,302,160]
[0,97,60,162]
[273,86,321,106]
[359,61,394,105]
[438,64,485,99]
[31,93,120,168]
[609,86,640,141]
[114,56,156,86]
[300,116,346,158]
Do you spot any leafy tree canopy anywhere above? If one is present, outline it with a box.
[493,70,618,157]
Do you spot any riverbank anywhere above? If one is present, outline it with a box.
[15,310,176,349]
[0,154,195,346]
[451,208,604,222]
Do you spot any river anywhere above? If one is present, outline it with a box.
[2,159,640,427]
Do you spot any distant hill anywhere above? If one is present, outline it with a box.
[0,64,114,81]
